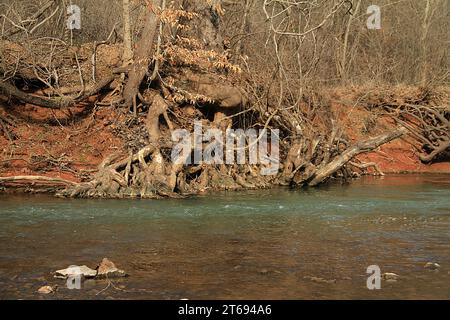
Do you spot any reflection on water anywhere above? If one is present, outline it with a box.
[0,175,449,299]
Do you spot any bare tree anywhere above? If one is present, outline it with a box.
[122,0,133,65]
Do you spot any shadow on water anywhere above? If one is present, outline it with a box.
[0,174,449,299]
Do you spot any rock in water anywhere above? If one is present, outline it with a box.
[304,276,337,284]
[382,273,400,281]
[424,262,440,270]
[55,265,97,279]
[96,258,127,278]
[38,285,56,294]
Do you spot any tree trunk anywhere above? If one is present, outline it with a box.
[181,0,224,51]
[234,0,252,61]
[339,0,361,81]
[122,0,162,114]
[122,0,133,65]
[420,0,436,85]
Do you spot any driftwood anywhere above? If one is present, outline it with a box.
[0,175,75,185]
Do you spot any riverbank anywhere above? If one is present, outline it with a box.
[1,85,449,195]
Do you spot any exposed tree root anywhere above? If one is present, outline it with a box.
[0,116,14,141]
[349,161,385,176]
[55,106,405,198]
[0,74,117,109]
[361,88,449,163]
[419,140,450,163]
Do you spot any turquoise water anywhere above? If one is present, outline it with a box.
[0,175,449,299]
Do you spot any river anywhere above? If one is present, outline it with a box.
[0,174,449,299]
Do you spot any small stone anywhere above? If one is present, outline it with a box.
[96,258,127,279]
[382,273,400,281]
[259,269,269,275]
[305,276,337,284]
[424,262,440,270]
[55,265,97,279]
[38,285,56,294]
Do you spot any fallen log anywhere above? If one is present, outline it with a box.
[0,175,76,185]
[0,75,115,109]
[308,127,407,186]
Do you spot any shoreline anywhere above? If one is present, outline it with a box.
[1,171,449,198]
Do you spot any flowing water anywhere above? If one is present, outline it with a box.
[0,175,449,300]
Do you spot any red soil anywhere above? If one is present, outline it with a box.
[331,99,450,174]
[0,102,124,183]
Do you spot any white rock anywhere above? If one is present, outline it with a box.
[382,272,399,281]
[55,265,97,279]
[424,262,440,270]
[38,285,55,294]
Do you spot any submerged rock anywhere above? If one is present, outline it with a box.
[424,262,440,270]
[259,269,269,275]
[304,276,337,284]
[54,265,97,279]
[96,258,127,279]
[38,285,56,294]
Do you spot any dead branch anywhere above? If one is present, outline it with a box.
[0,175,76,185]
[308,127,407,186]
[3,0,56,37]
[0,74,116,109]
